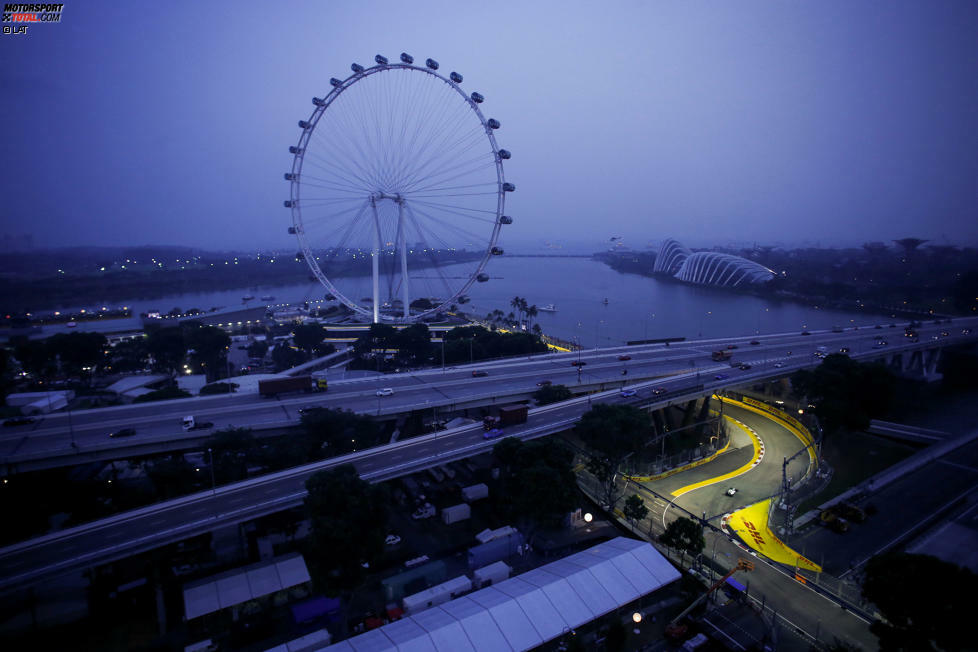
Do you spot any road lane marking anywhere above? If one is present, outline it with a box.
[670,417,762,497]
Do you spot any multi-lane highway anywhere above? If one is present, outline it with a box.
[0,318,975,593]
[3,317,973,472]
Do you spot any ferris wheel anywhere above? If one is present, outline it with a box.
[285,52,513,323]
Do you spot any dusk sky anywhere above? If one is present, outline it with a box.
[1,1,976,252]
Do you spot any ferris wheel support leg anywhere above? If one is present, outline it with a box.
[371,198,381,324]
[398,202,409,319]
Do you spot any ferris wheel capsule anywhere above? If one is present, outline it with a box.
[374,54,388,65]
[450,72,463,83]
[351,63,365,73]
[498,149,511,159]
[502,182,515,192]
[487,118,501,129]
[425,58,439,70]
[470,92,484,103]
[400,52,414,64]
[499,215,513,224]
[330,78,343,87]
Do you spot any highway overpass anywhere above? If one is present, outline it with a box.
[0,317,975,593]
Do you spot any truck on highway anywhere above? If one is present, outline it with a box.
[483,404,528,431]
[182,416,214,431]
[258,375,325,398]
[497,404,528,426]
[712,350,733,362]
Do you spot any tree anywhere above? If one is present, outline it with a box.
[862,552,972,651]
[183,323,231,381]
[623,494,648,533]
[246,339,269,359]
[271,344,306,372]
[791,355,895,435]
[109,338,149,373]
[206,427,255,484]
[576,404,649,509]
[492,438,578,540]
[301,407,383,455]
[352,322,398,365]
[292,323,326,356]
[533,383,572,405]
[304,465,389,595]
[893,238,928,258]
[659,517,704,556]
[46,332,108,379]
[394,323,432,365]
[146,327,186,377]
[14,338,55,378]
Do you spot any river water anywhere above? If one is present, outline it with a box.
[44,257,884,344]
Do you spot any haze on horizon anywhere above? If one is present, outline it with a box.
[1,1,976,252]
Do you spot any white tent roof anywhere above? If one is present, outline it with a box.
[183,553,310,620]
[338,537,679,652]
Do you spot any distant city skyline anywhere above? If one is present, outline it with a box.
[2,1,976,250]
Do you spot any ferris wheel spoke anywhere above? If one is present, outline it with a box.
[300,153,376,193]
[402,159,497,194]
[399,148,494,194]
[298,176,371,195]
[312,108,386,189]
[408,202,498,226]
[409,198,499,216]
[392,94,471,189]
[396,111,479,190]
[405,208,456,301]
[390,78,455,178]
[408,204,491,246]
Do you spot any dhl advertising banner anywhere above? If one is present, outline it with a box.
[726,499,821,572]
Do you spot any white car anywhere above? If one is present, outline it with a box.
[376,388,394,397]
[385,534,401,546]
[773,362,785,368]
[726,487,738,496]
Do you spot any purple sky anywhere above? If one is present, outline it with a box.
[1,1,976,251]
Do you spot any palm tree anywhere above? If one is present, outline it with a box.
[526,304,538,330]
[510,296,523,323]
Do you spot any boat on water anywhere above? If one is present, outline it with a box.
[538,304,557,312]
[242,294,255,301]
[66,321,77,328]
[602,298,609,305]
[260,295,275,302]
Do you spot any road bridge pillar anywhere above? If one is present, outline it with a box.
[680,400,698,428]
[695,397,712,437]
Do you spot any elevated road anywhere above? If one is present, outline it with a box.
[0,318,975,593]
[3,318,973,472]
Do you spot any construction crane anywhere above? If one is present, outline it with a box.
[665,558,755,640]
